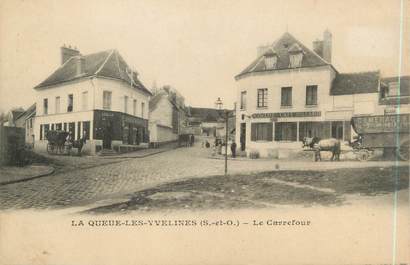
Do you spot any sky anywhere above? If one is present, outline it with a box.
[0,0,408,113]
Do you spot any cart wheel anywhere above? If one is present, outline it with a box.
[396,145,410,161]
[357,150,369,161]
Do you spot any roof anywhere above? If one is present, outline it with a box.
[330,71,380,95]
[15,103,36,121]
[188,107,224,122]
[381,75,410,97]
[236,32,330,79]
[149,92,168,111]
[35,49,152,95]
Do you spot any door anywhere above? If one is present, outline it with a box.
[240,123,246,151]
[331,121,344,140]
[103,121,113,149]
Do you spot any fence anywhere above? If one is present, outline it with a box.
[0,125,26,166]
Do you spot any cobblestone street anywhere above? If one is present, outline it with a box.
[0,145,407,210]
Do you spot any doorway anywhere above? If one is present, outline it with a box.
[240,123,246,151]
[103,121,113,149]
[331,121,344,140]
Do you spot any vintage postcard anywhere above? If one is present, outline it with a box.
[0,0,409,264]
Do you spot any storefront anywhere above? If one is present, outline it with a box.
[241,110,352,157]
[93,110,148,150]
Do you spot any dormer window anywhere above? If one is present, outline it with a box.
[288,43,304,68]
[387,82,399,97]
[263,49,278,70]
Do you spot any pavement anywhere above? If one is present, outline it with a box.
[0,143,407,210]
[0,165,55,185]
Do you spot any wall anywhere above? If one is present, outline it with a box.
[94,78,150,119]
[149,122,177,143]
[0,125,25,166]
[149,96,173,128]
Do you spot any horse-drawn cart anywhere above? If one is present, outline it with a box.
[351,113,410,161]
[46,130,71,155]
[45,130,86,155]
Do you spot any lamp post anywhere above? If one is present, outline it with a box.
[215,97,229,176]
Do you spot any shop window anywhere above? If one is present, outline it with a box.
[281,87,292,107]
[298,122,325,140]
[51,124,55,130]
[77,122,81,140]
[331,121,343,140]
[251,123,273,141]
[274,122,297,141]
[306,85,317,106]
[40,124,43,140]
[56,123,62,130]
[67,94,73,112]
[63,123,67,131]
[68,122,75,139]
[82,121,90,140]
[257,88,268,108]
[44,124,50,139]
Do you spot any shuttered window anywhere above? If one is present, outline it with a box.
[281,87,292,106]
[251,123,273,141]
[306,85,318,105]
[257,88,268,108]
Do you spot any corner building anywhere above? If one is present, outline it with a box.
[235,31,384,158]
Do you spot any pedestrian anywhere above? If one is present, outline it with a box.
[231,140,237,158]
[190,134,195,147]
[205,140,210,148]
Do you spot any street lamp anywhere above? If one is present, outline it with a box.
[215,97,223,110]
[215,97,229,176]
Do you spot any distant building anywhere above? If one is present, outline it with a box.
[33,46,152,154]
[14,104,36,146]
[185,107,235,139]
[149,87,187,146]
[235,31,409,157]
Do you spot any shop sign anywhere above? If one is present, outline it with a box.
[252,111,321,119]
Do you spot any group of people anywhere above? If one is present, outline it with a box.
[203,137,237,158]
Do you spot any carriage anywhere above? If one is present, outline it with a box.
[46,130,71,155]
[351,113,410,161]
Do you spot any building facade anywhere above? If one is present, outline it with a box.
[234,31,404,157]
[33,47,152,154]
[149,87,186,146]
[13,104,36,147]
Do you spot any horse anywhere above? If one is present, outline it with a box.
[302,137,320,149]
[305,137,341,161]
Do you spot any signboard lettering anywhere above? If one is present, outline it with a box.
[252,111,321,119]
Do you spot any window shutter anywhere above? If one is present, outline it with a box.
[251,123,257,141]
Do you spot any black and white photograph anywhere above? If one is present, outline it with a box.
[0,0,409,264]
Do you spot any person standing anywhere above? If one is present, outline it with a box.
[231,140,237,158]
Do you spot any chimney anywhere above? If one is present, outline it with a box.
[322,30,332,63]
[312,39,323,57]
[75,56,86,76]
[312,30,332,63]
[60,44,80,65]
